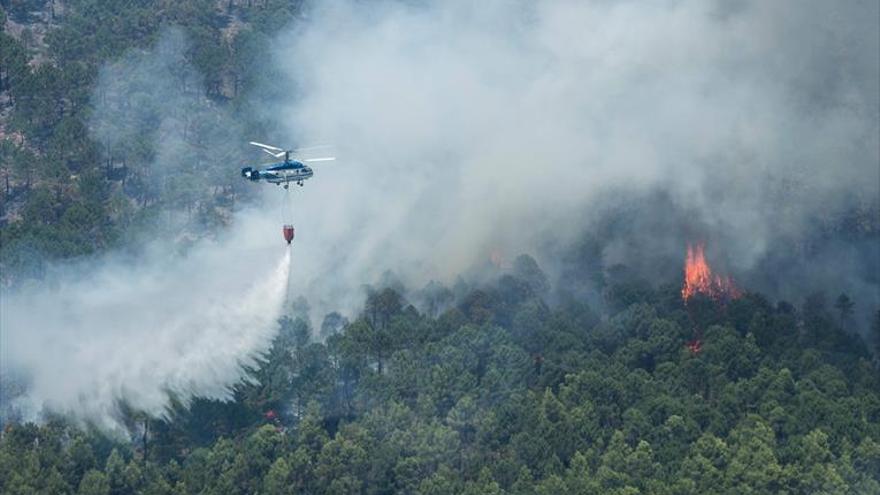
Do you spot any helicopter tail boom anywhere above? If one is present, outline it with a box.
[241,167,260,181]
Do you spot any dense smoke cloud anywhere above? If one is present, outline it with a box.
[273,0,878,319]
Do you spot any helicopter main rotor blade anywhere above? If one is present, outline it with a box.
[249,141,285,152]
[303,157,336,162]
[260,148,286,158]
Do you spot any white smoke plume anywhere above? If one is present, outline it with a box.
[1,215,291,430]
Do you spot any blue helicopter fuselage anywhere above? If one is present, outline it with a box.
[243,160,314,185]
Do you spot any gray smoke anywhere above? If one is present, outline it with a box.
[90,28,249,217]
[271,0,878,320]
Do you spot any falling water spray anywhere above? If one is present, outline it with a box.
[1,221,293,430]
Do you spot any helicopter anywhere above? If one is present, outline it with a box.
[241,142,335,189]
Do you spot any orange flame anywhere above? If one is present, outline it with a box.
[682,243,740,303]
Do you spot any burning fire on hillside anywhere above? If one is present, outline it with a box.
[681,243,741,303]
[681,242,741,355]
